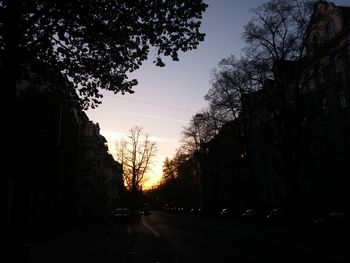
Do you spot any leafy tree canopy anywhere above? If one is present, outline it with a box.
[0,0,207,109]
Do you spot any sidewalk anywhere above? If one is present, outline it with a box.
[29,219,130,263]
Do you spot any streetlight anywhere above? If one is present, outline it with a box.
[194,113,204,149]
[193,113,205,209]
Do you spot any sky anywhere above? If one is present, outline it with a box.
[85,0,350,189]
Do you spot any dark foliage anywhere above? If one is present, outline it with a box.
[0,0,207,108]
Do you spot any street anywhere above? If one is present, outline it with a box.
[30,219,129,263]
[29,210,350,263]
[127,210,350,263]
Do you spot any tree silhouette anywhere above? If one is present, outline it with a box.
[181,111,219,154]
[116,126,157,197]
[1,0,208,108]
[242,0,317,207]
[0,0,207,107]
[1,1,207,242]
[242,0,315,141]
[159,147,198,209]
[205,56,264,206]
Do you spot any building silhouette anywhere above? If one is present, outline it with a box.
[10,58,124,242]
[199,1,350,214]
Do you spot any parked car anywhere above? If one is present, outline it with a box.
[220,208,231,217]
[9,235,32,262]
[142,208,151,215]
[190,208,198,214]
[266,208,287,224]
[314,211,348,223]
[266,207,307,225]
[241,208,259,221]
[113,208,130,223]
[313,211,349,232]
[114,208,130,216]
[219,208,240,218]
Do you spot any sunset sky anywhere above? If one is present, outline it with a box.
[85,0,350,189]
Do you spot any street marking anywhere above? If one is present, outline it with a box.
[142,217,160,237]
[200,223,350,262]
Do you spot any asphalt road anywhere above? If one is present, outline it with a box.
[29,219,129,263]
[126,210,350,263]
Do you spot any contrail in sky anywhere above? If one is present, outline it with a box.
[114,110,187,124]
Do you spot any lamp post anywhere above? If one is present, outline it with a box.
[194,113,204,148]
[193,113,205,209]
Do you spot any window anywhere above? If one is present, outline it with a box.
[342,126,350,150]
[84,150,93,160]
[309,70,316,90]
[312,33,319,50]
[322,97,329,116]
[339,90,347,109]
[325,21,335,40]
[319,68,324,83]
[83,179,90,186]
[322,132,332,154]
[309,78,316,90]
[335,56,342,73]
[321,58,335,81]
[322,98,327,110]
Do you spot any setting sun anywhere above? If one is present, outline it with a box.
[100,129,177,190]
